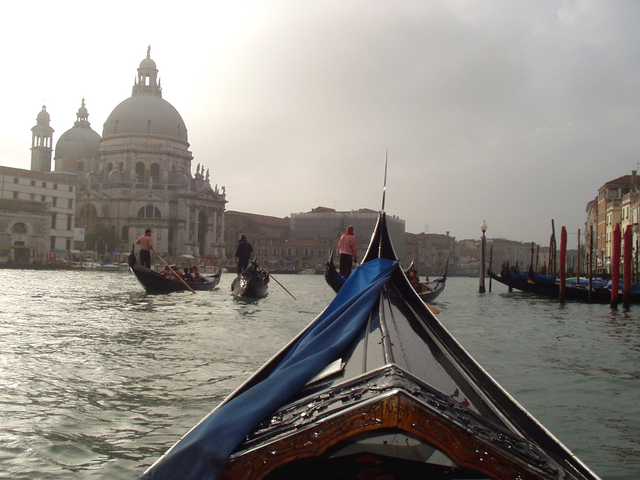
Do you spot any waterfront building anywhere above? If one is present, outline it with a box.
[224,211,334,272]
[585,171,639,273]
[0,165,76,263]
[405,232,457,276]
[290,207,406,261]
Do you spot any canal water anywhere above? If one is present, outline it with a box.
[0,270,637,479]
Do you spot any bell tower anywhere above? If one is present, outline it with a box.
[31,105,54,172]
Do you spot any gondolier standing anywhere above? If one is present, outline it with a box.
[135,229,153,269]
[235,234,253,274]
[338,225,357,278]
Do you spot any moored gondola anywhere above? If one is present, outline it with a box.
[129,248,221,294]
[487,264,538,293]
[231,260,269,299]
[139,212,600,480]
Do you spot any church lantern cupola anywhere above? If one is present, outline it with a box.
[133,45,162,97]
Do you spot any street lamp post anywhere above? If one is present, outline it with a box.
[479,220,487,293]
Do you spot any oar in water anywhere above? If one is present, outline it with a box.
[255,263,297,300]
[152,249,196,294]
[425,303,439,315]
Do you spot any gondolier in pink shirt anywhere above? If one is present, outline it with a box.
[135,229,154,269]
[338,225,357,278]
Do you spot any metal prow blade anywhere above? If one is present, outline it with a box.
[381,149,388,212]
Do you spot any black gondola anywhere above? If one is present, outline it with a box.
[231,260,268,299]
[487,264,539,293]
[129,248,221,294]
[324,251,346,293]
[414,259,448,304]
[140,212,600,480]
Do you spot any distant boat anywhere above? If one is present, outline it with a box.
[299,268,316,275]
[139,212,600,480]
[93,262,124,272]
[231,261,268,299]
[415,259,448,303]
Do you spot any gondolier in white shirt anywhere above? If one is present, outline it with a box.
[135,229,154,269]
[338,225,358,278]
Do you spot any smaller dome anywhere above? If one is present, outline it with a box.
[55,100,101,160]
[55,127,101,160]
[36,106,50,124]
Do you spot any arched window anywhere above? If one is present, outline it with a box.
[150,163,160,186]
[137,205,162,218]
[106,163,113,174]
[80,204,98,218]
[135,162,145,184]
[12,223,27,234]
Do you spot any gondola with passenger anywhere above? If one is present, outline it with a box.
[231,260,269,299]
[128,246,221,294]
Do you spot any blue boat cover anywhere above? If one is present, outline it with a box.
[140,258,398,480]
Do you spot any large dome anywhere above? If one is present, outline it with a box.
[102,94,188,143]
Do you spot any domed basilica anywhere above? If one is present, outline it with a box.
[49,48,227,260]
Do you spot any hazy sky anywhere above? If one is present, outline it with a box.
[2,1,639,248]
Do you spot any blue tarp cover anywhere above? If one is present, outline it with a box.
[140,257,397,480]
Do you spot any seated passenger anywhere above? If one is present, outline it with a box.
[408,269,421,291]
[183,267,194,282]
[192,265,203,281]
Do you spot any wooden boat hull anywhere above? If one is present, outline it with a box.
[231,262,268,299]
[139,214,600,480]
[129,250,220,294]
[221,366,569,479]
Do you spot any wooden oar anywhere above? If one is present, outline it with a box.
[425,303,440,315]
[255,263,297,300]
[152,249,196,294]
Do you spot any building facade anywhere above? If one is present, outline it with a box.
[0,166,76,263]
[585,171,639,273]
[290,207,407,261]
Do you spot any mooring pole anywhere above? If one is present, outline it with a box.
[588,225,593,304]
[611,224,621,309]
[559,226,567,303]
[479,220,487,294]
[623,225,632,310]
